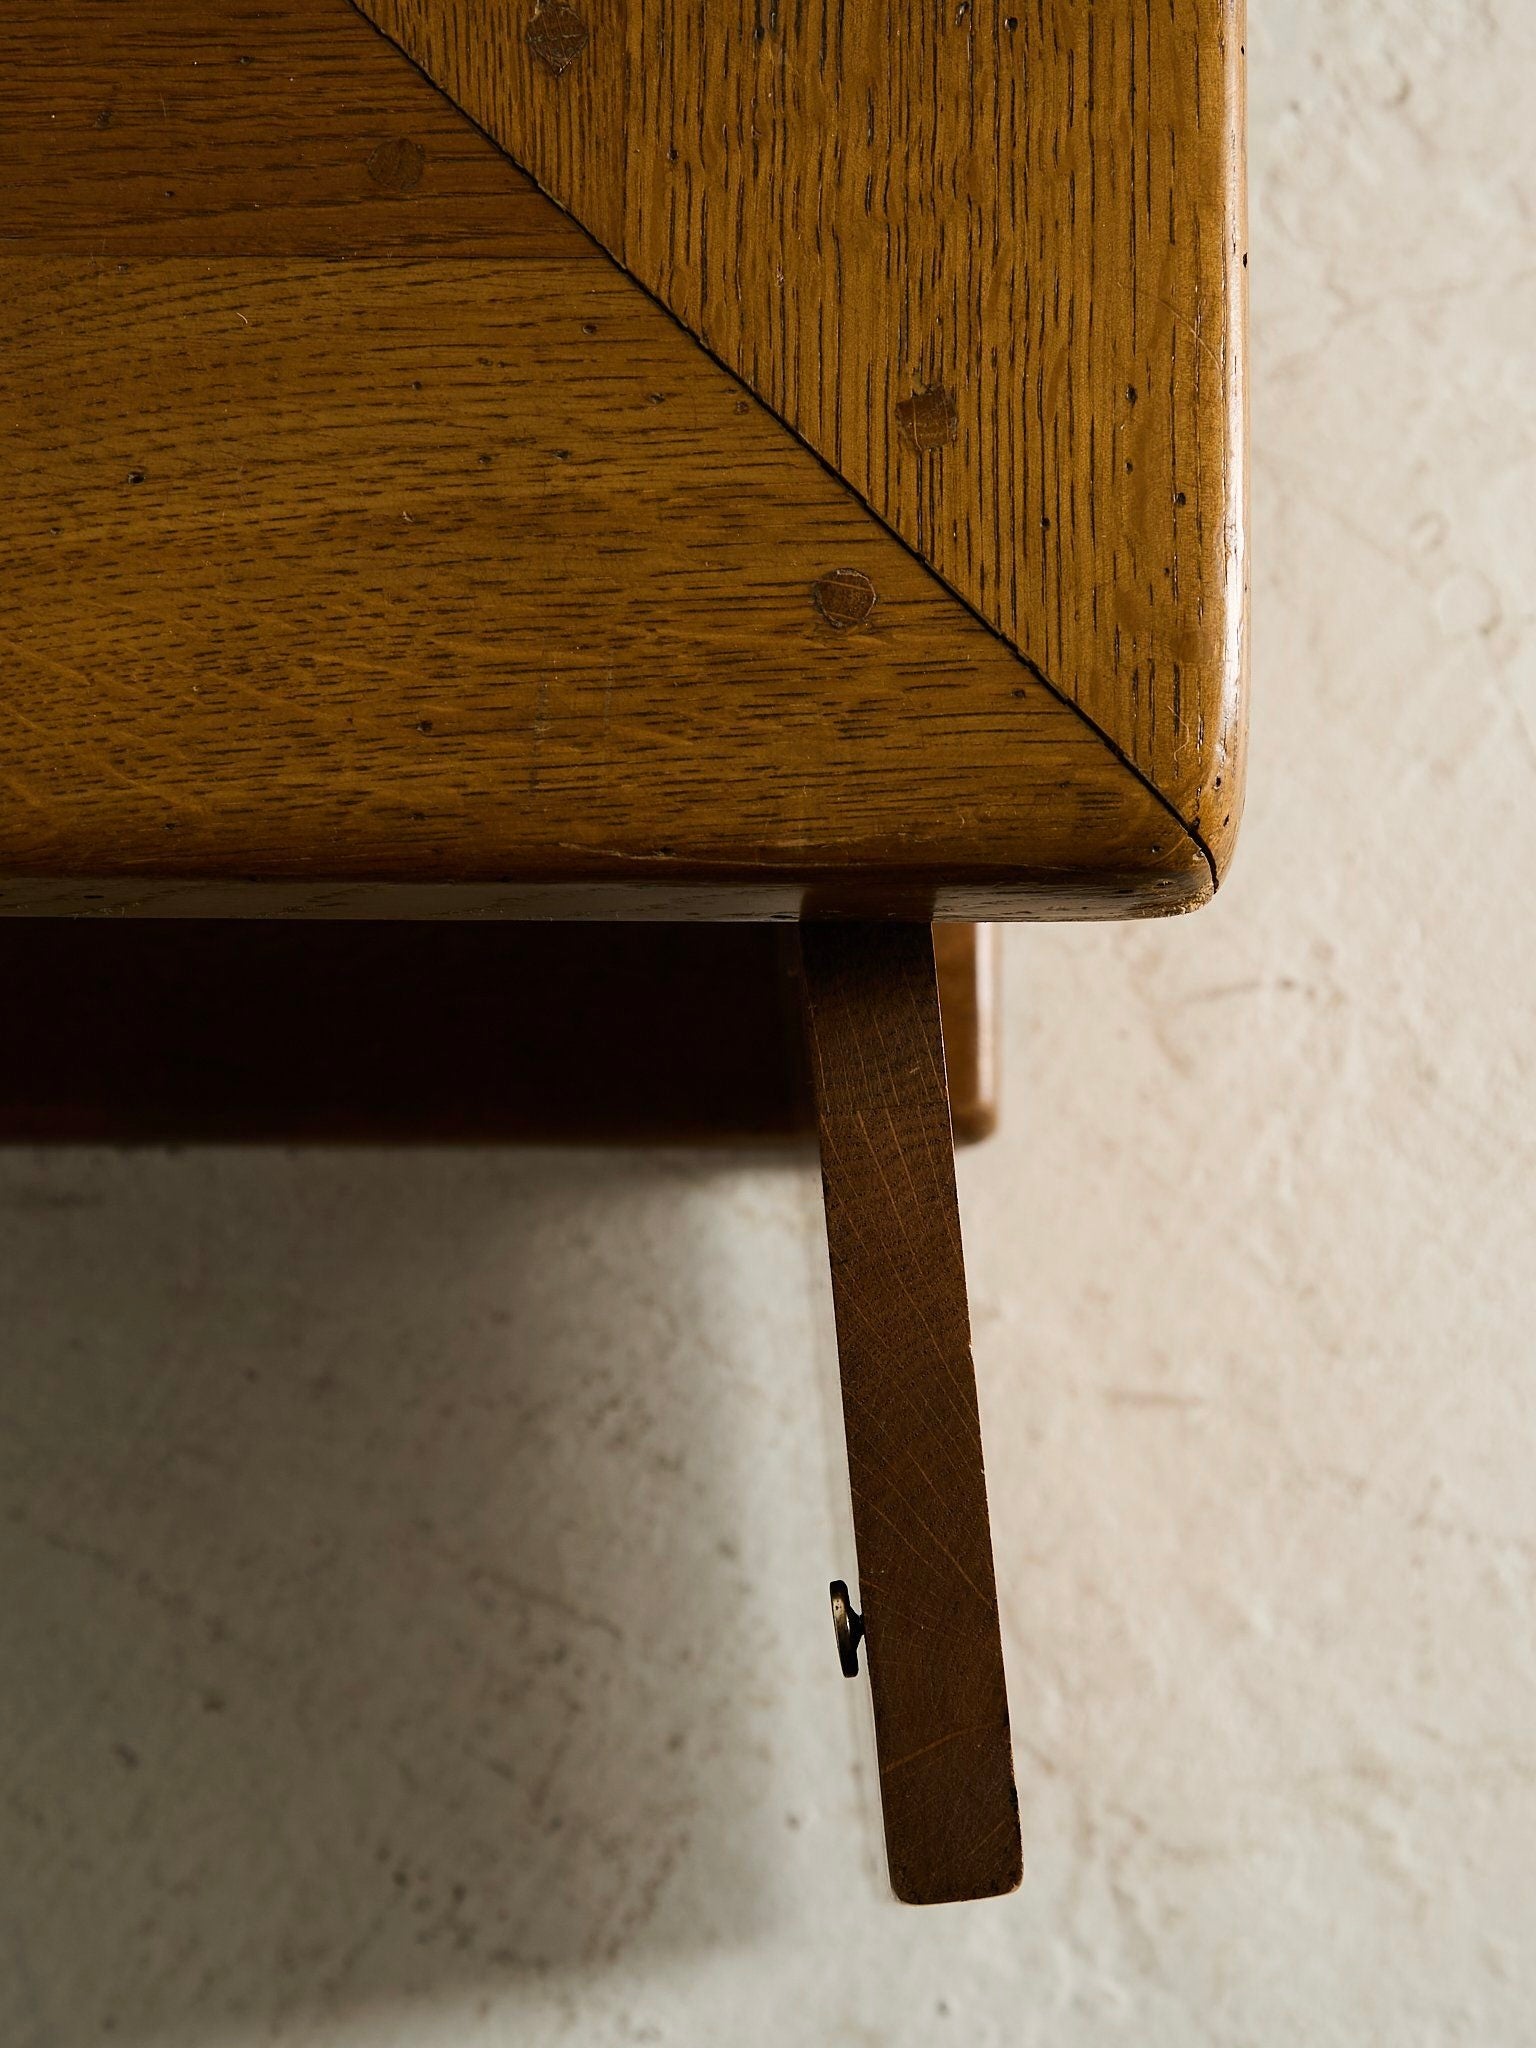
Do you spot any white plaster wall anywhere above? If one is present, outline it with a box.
[3,2,1534,2041]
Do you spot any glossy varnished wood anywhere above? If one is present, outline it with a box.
[0,0,1219,919]
[1,256,1204,918]
[802,922,1020,1904]
[355,0,1250,872]
[0,0,575,257]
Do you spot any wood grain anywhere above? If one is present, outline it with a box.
[0,0,577,257]
[0,254,1208,918]
[1,0,1222,917]
[801,921,1020,1905]
[353,0,1250,873]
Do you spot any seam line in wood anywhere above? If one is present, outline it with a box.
[342,0,1222,896]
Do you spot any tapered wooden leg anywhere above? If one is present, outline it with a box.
[800,921,1021,1905]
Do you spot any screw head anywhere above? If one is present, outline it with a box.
[830,1580,865,1677]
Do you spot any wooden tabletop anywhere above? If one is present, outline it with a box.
[1,0,1245,919]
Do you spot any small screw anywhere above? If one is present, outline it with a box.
[830,1580,865,1678]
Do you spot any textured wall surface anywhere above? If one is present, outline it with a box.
[3,2,1534,2042]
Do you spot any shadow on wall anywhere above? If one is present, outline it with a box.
[0,1147,836,2045]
